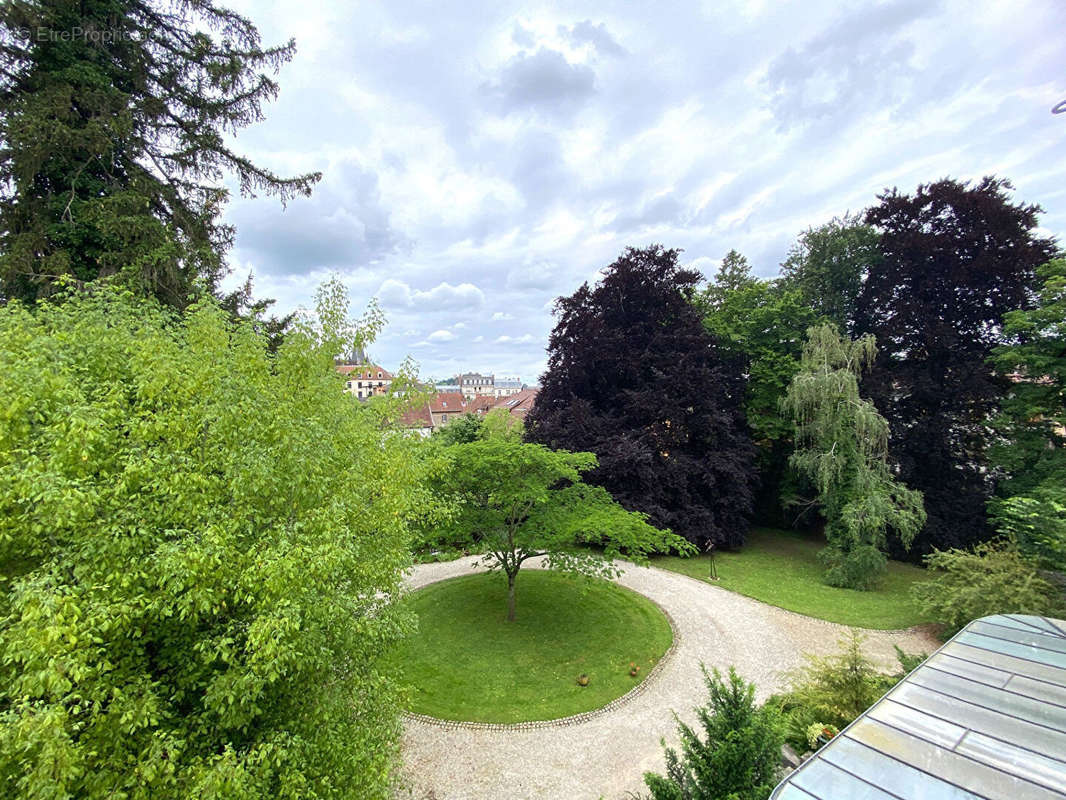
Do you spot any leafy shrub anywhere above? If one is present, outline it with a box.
[991,487,1066,572]
[643,667,782,800]
[818,544,887,591]
[0,283,432,799]
[912,540,1064,638]
[769,631,913,752]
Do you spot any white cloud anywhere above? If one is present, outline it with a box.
[427,329,456,342]
[225,0,1066,383]
[495,334,538,344]
[376,278,485,311]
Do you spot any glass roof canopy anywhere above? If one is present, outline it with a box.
[770,614,1066,800]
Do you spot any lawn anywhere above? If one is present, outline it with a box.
[652,528,929,629]
[385,570,673,723]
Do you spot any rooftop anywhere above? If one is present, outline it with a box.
[771,614,1066,800]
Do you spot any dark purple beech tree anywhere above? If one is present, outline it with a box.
[525,245,758,550]
[854,177,1058,558]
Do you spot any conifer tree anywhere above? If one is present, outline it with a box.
[0,0,319,306]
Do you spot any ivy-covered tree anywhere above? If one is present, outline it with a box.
[427,438,692,621]
[643,667,782,800]
[988,258,1066,570]
[782,325,926,589]
[699,259,819,524]
[0,280,428,799]
[527,245,757,549]
[0,0,319,306]
[854,177,1057,557]
[780,214,879,334]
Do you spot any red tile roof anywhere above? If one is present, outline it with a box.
[397,402,433,429]
[428,392,466,413]
[466,395,498,414]
[494,388,537,416]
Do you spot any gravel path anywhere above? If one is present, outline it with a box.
[397,556,938,800]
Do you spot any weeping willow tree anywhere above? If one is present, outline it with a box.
[782,324,925,589]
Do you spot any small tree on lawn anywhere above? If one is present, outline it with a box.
[643,667,782,800]
[430,438,693,621]
[781,324,925,589]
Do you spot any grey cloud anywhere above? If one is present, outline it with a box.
[561,20,626,58]
[512,21,535,48]
[612,193,686,231]
[764,0,943,131]
[484,47,596,116]
[506,260,559,291]
[229,161,402,276]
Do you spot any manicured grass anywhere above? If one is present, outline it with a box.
[652,528,930,630]
[385,570,673,723]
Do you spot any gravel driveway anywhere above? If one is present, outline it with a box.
[397,556,938,800]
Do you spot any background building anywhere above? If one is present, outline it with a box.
[457,372,494,398]
[337,363,393,399]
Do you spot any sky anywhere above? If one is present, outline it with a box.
[218,0,1065,384]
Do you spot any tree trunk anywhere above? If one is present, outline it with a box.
[506,571,517,622]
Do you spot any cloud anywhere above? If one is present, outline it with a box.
[484,47,596,116]
[229,160,402,276]
[427,329,456,342]
[763,0,941,131]
[561,20,627,58]
[494,334,538,344]
[222,0,1066,386]
[376,279,485,310]
[491,311,514,320]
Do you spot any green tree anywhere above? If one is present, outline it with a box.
[988,258,1066,569]
[428,438,693,621]
[0,0,319,306]
[699,272,819,522]
[0,280,428,799]
[643,667,782,800]
[703,249,757,306]
[780,214,879,333]
[432,412,484,445]
[912,541,1064,638]
[480,406,523,441]
[781,324,925,588]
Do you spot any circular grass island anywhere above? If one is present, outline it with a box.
[386,570,673,723]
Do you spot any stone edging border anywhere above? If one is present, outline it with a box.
[401,577,681,732]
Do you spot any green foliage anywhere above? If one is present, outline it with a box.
[700,268,819,468]
[782,325,925,589]
[425,438,694,619]
[780,214,880,333]
[0,0,319,306]
[703,250,757,306]
[988,259,1066,569]
[992,490,1066,572]
[911,541,1064,638]
[771,631,902,752]
[0,281,430,799]
[480,406,523,441]
[643,667,783,800]
[432,412,484,445]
